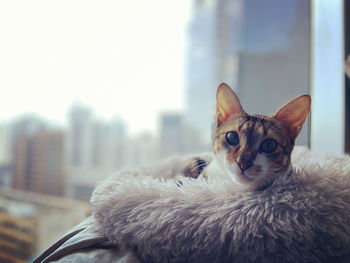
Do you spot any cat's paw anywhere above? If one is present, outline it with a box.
[181,157,208,179]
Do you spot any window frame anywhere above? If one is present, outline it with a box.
[311,0,345,154]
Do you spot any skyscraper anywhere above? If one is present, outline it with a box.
[90,118,127,170]
[185,0,311,146]
[185,0,217,143]
[0,124,12,187]
[185,0,243,144]
[67,104,94,168]
[159,113,184,157]
[13,131,65,196]
[67,104,127,170]
[237,0,310,145]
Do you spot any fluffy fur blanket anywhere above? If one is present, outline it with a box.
[91,147,350,263]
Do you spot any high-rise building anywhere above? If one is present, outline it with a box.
[109,118,127,170]
[185,0,217,143]
[0,124,12,165]
[236,0,310,145]
[67,104,94,168]
[214,0,242,86]
[13,131,65,196]
[66,105,128,201]
[159,113,184,157]
[67,104,127,170]
[159,112,207,158]
[185,0,311,146]
[0,187,90,262]
[0,124,12,187]
[125,132,157,168]
[90,118,127,170]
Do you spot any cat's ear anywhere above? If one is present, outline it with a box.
[273,95,311,140]
[216,83,243,126]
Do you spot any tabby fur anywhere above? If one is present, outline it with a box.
[180,83,310,192]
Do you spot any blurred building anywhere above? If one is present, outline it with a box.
[125,132,157,168]
[185,0,217,143]
[66,105,129,201]
[10,116,47,157]
[159,113,184,157]
[67,126,159,202]
[67,104,127,170]
[185,0,243,143]
[0,116,51,188]
[0,164,11,188]
[0,200,37,263]
[236,0,310,145]
[67,104,94,168]
[0,124,12,187]
[65,165,112,202]
[159,112,208,158]
[0,187,90,262]
[13,131,65,196]
[0,124,12,165]
[90,118,127,170]
[214,0,242,86]
[185,0,311,146]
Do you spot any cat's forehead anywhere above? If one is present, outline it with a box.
[217,114,285,139]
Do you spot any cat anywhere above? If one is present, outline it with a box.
[179,83,311,192]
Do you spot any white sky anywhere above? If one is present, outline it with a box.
[0,0,190,134]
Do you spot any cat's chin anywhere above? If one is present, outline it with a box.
[224,164,270,191]
[226,169,255,186]
[223,162,255,184]
[237,171,254,182]
[206,156,265,190]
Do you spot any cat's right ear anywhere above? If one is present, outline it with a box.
[272,95,311,140]
[216,83,243,126]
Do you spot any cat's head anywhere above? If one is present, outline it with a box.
[213,83,311,190]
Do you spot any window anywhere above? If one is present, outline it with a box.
[0,1,346,261]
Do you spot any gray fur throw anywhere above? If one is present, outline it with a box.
[91,147,350,263]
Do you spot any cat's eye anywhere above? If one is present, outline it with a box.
[260,139,277,154]
[226,131,239,146]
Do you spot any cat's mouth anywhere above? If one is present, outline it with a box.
[222,158,256,184]
[237,171,254,182]
[226,165,255,183]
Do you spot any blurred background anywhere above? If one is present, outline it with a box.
[0,0,347,261]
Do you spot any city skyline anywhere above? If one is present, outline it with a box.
[0,103,195,137]
[0,0,191,135]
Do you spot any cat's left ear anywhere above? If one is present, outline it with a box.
[216,83,243,126]
[273,95,311,140]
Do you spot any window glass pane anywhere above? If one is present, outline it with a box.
[0,1,311,260]
[186,0,310,146]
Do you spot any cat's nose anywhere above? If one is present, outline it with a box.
[237,158,253,172]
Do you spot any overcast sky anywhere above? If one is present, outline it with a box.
[0,0,190,134]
